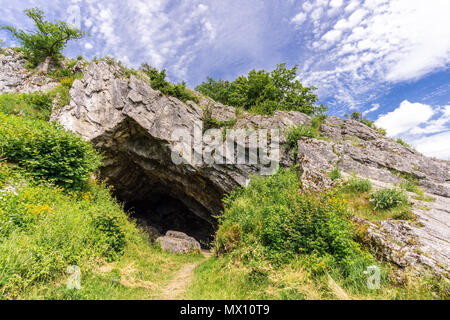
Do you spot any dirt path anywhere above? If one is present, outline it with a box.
[158,250,211,300]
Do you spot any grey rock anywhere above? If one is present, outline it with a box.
[0,49,58,94]
[156,231,201,253]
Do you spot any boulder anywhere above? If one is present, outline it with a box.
[156,231,201,253]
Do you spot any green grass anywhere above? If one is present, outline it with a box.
[396,138,412,148]
[371,188,408,210]
[19,239,203,300]
[345,175,372,193]
[0,92,53,121]
[329,167,342,181]
[187,254,449,300]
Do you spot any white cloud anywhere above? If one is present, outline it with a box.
[329,0,343,8]
[310,7,323,21]
[375,100,434,136]
[373,101,450,159]
[345,0,360,12]
[363,103,380,116]
[410,105,450,134]
[411,131,450,160]
[302,2,314,12]
[334,9,368,30]
[321,29,342,43]
[291,12,307,25]
[299,0,450,111]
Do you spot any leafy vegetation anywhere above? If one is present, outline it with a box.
[370,188,409,210]
[0,162,202,299]
[1,8,86,72]
[141,63,199,103]
[400,180,435,202]
[346,175,372,193]
[0,113,101,191]
[396,138,412,148]
[0,92,53,121]
[329,167,342,181]
[215,169,374,287]
[205,169,448,299]
[0,98,202,299]
[285,117,327,159]
[196,63,327,116]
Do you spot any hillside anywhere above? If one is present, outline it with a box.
[0,48,449,300]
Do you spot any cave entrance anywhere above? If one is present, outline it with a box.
[124,193,216,248]
[94,118,223,249]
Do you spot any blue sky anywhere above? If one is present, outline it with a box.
[1,0,450,158]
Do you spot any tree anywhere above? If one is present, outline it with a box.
[350,111,362,121]
[1,8,86,73]
[196,63,327,116]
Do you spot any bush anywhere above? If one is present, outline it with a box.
[215,169,374,273]
[141,63,199,103]
[396,138,411,148]
[92,213,126,261]
[0,113,101,191]
[196,63,327,116]
[370,188,408,210]
[0,179,132,298]
[346,175,372,193]
[329,167,342,181]
[285,124,318,159]
[0,92,53,121]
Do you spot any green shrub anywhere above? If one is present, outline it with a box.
[0,113,101,191]
[329,167,342,181]
[0,180,133,298]
[215,169,374,273]
[370,188,408,210]
[92,213,126,261]
[285,124,318,159]
[141,63,199,103]
[396,138,411,148]
[376,127,387,136]
[346,175,372,193]
[400,179,418,193]
[0,92,53,121]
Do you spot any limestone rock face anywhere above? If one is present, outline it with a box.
[0,49,57,93]
[156,231,201,253]
[49,60,449,275]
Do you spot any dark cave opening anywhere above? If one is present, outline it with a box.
[124,193,216,248]
[95,118,224,250]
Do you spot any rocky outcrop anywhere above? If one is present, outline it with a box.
[299,117,450,196]
[0,49,57,93]
[45,60,449,275]
[157,231,201,253]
